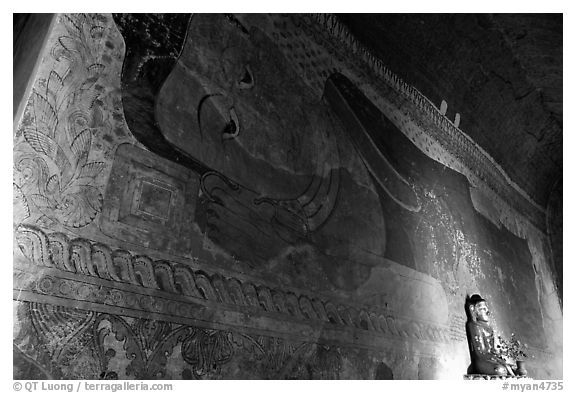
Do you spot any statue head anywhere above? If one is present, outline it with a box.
[468,294,490,323]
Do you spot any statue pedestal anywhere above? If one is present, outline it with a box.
[464,374,531,380]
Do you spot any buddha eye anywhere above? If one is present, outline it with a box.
[237,65,254,90]
[240,69,252,84]
[222,107,240,141]
[223,119,237,135]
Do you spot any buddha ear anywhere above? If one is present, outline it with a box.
[468,304,475,314]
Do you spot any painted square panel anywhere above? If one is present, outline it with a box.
[136,180,173,220]
[101,143,200,255]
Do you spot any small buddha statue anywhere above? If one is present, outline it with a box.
[466,294,511,376]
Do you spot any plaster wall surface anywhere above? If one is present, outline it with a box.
[13,14,54,120]
[13,13,562,380]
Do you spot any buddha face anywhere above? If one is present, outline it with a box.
[474,301,490,322]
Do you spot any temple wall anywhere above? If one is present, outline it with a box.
[13,13,562,380]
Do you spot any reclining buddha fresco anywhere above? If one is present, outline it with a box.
[13,13,562,379]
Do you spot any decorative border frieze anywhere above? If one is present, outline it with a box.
[14,299,404,379]
[15,224,461,351]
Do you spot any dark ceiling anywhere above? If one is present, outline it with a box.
[338,14,562,210]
